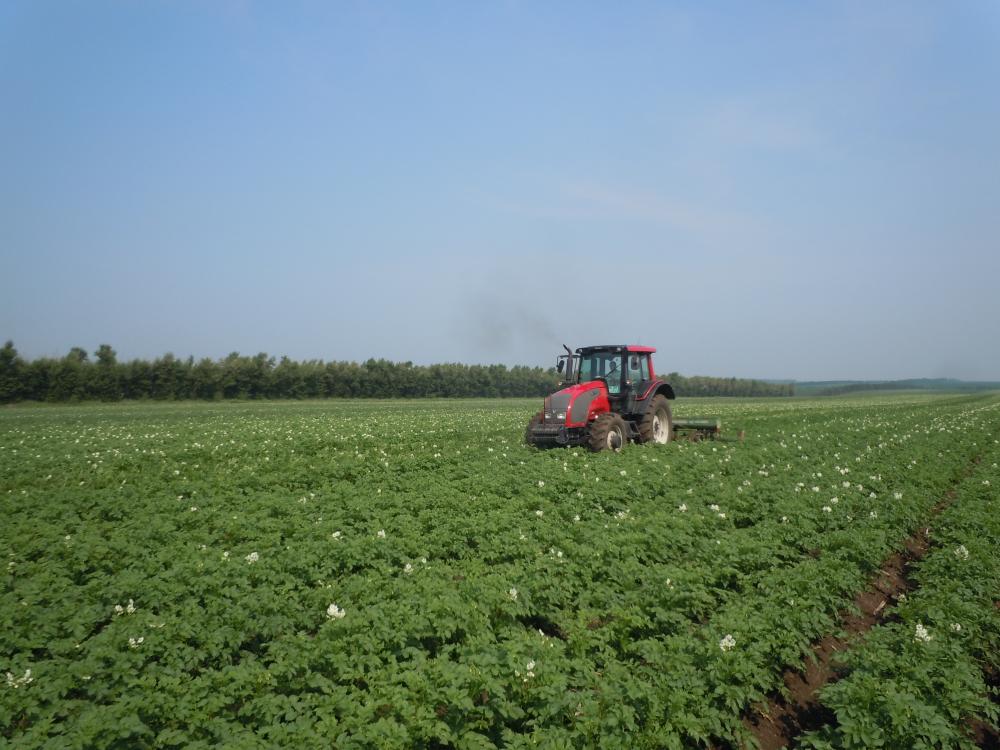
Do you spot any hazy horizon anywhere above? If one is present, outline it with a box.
[3,2,999,381]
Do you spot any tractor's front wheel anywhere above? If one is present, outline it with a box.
[588,413,628,452]
[638,395,672,444]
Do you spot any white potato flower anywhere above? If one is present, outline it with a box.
[5,669,32,688]
[326,603,346,620]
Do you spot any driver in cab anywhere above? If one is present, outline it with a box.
[605,358,622,395]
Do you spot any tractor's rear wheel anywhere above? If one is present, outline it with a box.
[638,395,672,444]
[524,412,543,446]
[589,413,627,452]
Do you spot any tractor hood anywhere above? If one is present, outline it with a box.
[543,380,610,428]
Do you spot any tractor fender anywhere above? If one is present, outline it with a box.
[636,381,675,403]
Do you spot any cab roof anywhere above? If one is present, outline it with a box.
[576,345,656,354]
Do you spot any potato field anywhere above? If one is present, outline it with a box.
[2,395,999,749]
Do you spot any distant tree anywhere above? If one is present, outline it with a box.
[50,348,90,401]
[191,357,220,399]
[93,344,120,400]
[273,356,304,398]
[22,358,55,401]
[151,353,184,399]
[299,360,325,397]
[95,344,116,366]
[220,352,243,398]
[123,359,153,399]
[0,341,24,402]
[249,353,274,398]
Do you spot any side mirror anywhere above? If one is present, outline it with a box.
[557,360,564,373]
[630,356,639,369]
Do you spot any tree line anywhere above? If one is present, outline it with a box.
[665,373,795,398]
[0,342,794,402]
[814,379,999,396]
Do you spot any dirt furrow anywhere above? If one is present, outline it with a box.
[742,456,985,750]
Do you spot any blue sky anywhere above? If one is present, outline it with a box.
[2,1,999,380]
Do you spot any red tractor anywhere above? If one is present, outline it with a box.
[525,344,676,452]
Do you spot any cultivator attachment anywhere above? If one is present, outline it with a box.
[672,417,743,442]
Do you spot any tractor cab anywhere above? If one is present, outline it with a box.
[558,345,655,408]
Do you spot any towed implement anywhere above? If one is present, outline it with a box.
[525,344,725,451]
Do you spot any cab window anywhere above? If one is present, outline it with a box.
[604,355,622,395]
[579,352,623,395]
[628,354,648,385]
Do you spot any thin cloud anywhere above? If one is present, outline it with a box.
[699,98,826,153]
[477,175,776,249]
[559,178,776,246]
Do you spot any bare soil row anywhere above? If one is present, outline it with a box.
[738,454,996,750]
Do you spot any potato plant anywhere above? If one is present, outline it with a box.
[1,395,998,748]
[802,443,1000,749]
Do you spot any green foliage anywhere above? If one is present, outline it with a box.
[802,443,1000,749]
[0,343,798,403]
[665,372,795,398]
[0,341,22,402]
[0,344,563,402]
[803,378,1000,396]
[1,394,997,748]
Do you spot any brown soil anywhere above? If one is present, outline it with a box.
[743,541,927,750]
[968,660,1000,749]
[741,458,993,749]
[969,718,1000,749]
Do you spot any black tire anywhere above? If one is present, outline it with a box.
[638,395,672,444]
[524,412,543,446]
[588,413,628,452]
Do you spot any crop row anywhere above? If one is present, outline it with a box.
[802,439,1000,749]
